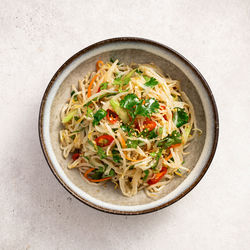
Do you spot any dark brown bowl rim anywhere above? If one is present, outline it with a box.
[38,37,219,215]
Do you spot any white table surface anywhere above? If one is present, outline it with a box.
[1,0,250,249]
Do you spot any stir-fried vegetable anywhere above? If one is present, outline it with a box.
[60,59,198,198]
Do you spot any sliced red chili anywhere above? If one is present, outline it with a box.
[143,118,156,131]
[160,105,168,120]
[106,109,119,124]
[95,135,114,147]
[147,167,167,185]
[72,153,80,161]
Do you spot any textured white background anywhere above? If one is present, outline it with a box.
[1,0,250,249]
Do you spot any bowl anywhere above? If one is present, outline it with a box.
[39,37,219,215]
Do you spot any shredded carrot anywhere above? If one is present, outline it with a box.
[165,153,172,162]
[170,143,182,148]
[119,135,126,148]
[84,168,112,182]
[118,134,144,162]
[96,60,104,71]
[87,74,98,97]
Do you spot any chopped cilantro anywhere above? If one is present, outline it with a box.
[112,149,122,163]
[173,108,189,128]
[158,130,182,149]
[120,93,160,119]
[144,77,159,88]
[92,109,107,126]
[112,69,136,91]
[126,139,141,148]
[90,166,114,179]
[140,129,158,139]
[97,146,107,159]
[143,170,149,181]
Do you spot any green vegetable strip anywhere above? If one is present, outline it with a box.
[62,110,77,123]
[110,99,129,123]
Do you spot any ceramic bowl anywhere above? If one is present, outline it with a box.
[39,37,219,215]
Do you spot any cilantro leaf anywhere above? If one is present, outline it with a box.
[112,70,136,91]
[120,123,137,136]
[134,98,159,117]
[126,139,141,148]
[91,166,115,180]
[104,168,115,177]
[97,146,107,159]
[100,82,108,90]
[91,166,105,179]
[173,108,189,128]
[139,129,157,139]
[144,77,159,88]
[143,170,149,181]
[119,94,160,119]
[120,94,140,109]
[158,130,182,148]
[92,109,107,126]
[149,148,163,169]
[148,129,158,139]
[112,149,122,163]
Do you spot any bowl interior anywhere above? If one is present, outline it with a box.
[48,47,206,207]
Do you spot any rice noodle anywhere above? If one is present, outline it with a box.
[59,60,199,198]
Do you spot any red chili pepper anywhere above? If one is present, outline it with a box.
[143,118,156,131]
[160,105,168,120]
[72,153,80,161]
[95,135,114,147]
[106,109,119,124]
[147,167,167,185]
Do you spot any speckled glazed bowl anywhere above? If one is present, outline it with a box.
[39,37,219,215]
